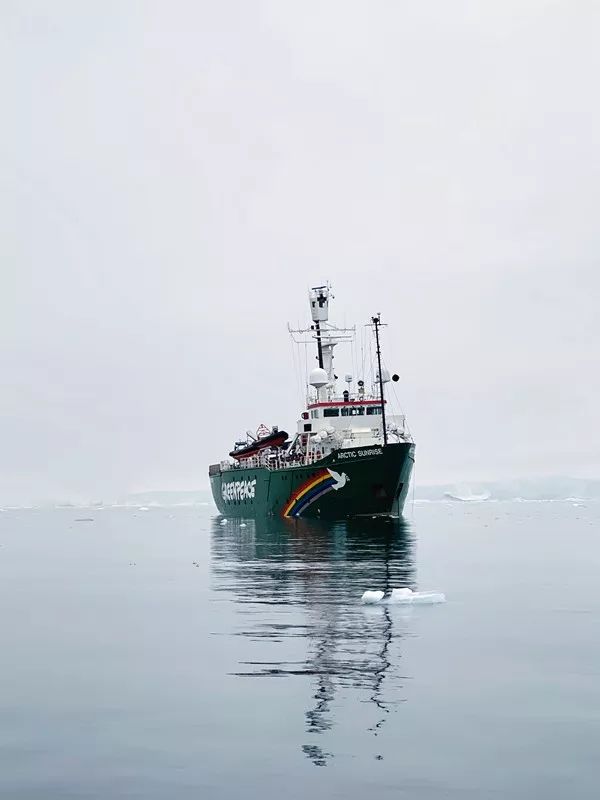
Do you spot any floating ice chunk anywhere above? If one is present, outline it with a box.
[220,518,228,525]
[360,588,446,605]
[390,587,413,601]
[361,590,385,604]
[389,587,446,604]
[414,592,445,604]
[138,506,150,511]
[240,523,247,528]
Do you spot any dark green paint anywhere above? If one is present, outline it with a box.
[209,442,415,519]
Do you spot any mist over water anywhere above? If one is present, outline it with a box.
[1,500,598,798]
[3,1,600,506]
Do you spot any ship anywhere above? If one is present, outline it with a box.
[209,284,415,519]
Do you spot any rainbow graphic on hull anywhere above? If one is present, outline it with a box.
[283,468,340,517]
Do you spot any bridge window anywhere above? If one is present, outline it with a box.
[341,406,364,416]
[323,408,339,417]
[366,406,382,416]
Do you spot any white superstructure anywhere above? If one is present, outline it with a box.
[289,283,412,462]
[219,283,412,473]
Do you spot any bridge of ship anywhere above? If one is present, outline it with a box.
[297,397,405,437]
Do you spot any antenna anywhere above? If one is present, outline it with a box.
[372,314,388,446]
[309,285,330,369]
[288,284,355,400]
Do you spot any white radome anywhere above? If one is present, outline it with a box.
[309,367,329,388]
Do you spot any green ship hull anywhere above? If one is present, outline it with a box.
[209,442,415,520]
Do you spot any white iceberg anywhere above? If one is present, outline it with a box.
[361,590,385,604]
[390,587,446,604]
[361,587,446,605]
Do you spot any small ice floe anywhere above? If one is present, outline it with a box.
[361,588,446,605]
[138,507,150,512]
[389,587,445,604]
[240,523,247,528]
[220,518,228,525]
[361,590,385,604]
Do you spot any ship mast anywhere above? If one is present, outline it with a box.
[372,314,388,446]
[310,286,327,370]
[288,285,356,402]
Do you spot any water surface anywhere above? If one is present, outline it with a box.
[0,501,598,798]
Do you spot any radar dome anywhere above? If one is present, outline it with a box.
[309,367,328,388]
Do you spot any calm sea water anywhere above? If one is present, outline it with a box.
[0,500,598,798]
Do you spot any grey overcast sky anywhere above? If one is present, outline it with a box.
[2,1,599,504]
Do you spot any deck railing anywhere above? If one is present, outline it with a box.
[220,452,326,472]
[218,424,410,474]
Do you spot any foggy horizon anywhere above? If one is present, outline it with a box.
[3,1,599,506]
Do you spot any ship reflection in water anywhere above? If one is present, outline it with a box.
[211,515,416,767]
